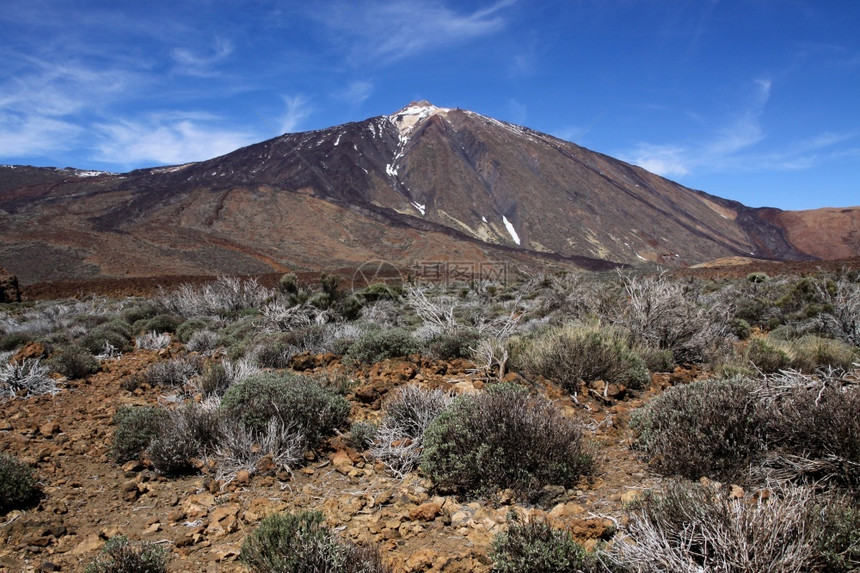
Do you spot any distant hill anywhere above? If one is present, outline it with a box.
[1,101,857,285]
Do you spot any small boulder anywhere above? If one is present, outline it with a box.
[0,266,21,303]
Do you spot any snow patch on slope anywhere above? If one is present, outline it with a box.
[502,215,521,245]
[388,101,450,137]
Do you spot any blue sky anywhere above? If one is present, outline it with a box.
[1,1,858,210]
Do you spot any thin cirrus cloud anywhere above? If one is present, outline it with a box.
[338,81,374,106]
[319,0,516,63]
[279,95,313,135]
[622,78,774,178]
[0,113,82,157]
[172,38,234,76]
[93,114,255,166]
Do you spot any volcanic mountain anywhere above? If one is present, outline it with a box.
[1,101,858,285]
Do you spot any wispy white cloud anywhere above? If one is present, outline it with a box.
[337,80,374,106]
[621,78,791,178]
[506,98,527,125]
[172,37,233,76]
[0,59,133,117]
[279,95,313,134]
[0,112,82,157]
[93,114,255,166]
[319,0,516,63]
[627,144,691,177]
[551,126,585,143]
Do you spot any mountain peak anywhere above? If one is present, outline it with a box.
[389,101,451,136]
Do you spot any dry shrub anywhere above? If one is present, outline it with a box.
[142,355,201,387]
[0,358,58,398]
[617,272,732,364]
[135,330,171,350]
[611,481,859,573]
[160,276,273,318]
[755,370,860,488]
[148,402,222,476]
[214,418,305,481]
[370,384,452,477]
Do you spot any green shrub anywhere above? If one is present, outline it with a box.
[359,283,402,302]
[630,378,764,482]
[241,510,391,573]
[424,330,481,360]
[148,425,199,477]
[139,314,182,334]
[241,510,344,572]
[786,335,859,372]
[111,406,168,463]
[84,535,168,573]
[490,513,603,573]
[346,328,419,364]
[0,332,31,351]
[640,347,675,373]
[219,372,349,448]
[186,329,220,353]
[71,313,110,329]
[48,345,99,379]
[335,295,363,322]
[198,362,231,397]
[254,326,326,369]
[278,273,299,295]
[307,291,333,310]
[729,317,751,340]
[745,337,791,373]
[175,317,210,343]
[817,500,860,572]
[0,453,41,513]
[422,383,594,501]
[120,303,159,324]
[518,324,649,390]
[220,317,260,357]
[80,324,130,355]
[745,336,858,374]
[349,421,377,451]
[320,273,341,299]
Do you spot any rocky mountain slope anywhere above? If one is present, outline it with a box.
[1,102,857,285]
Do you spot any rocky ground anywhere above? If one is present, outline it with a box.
[0,338,707,573]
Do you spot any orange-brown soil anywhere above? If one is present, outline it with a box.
[0,345,700,572]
